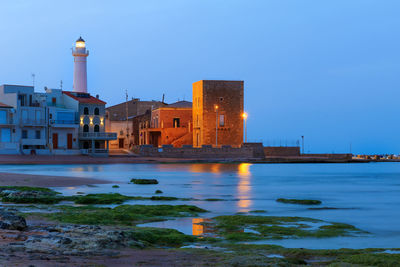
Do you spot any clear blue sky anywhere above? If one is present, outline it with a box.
[0,0,399,154]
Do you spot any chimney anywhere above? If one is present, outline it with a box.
[96,94,99,99]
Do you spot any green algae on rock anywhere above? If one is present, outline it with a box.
[30,204,207,226]
[276,198,322,205]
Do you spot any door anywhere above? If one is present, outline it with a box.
[119,138,124,148]
[67,133,73,149]
[52,133,58,149]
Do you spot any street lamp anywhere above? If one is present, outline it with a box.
[215,105,219,147]
[242,112,248,143]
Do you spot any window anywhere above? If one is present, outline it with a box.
[35,111,41,122]
[35,130,40,139]
[94,124,100,132]
[94,108,99,115]
[0,110,6,124]
[219,115,225,127]
[83,107,89,115]
[22,130,28,139]
[18,94,26,106]
[83,124,89,132]
[1,128,11,143]
[52,98,56,104]
[173,118,180,128]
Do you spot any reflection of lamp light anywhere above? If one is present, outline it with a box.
[237,163,252,212]
[238,163,251,177]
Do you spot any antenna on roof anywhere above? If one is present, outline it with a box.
[31,73,35,88]
[162,93,165,103]
[125,89,129,139]
[60,80,63,90]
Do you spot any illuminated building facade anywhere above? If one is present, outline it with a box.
[192,80,244,148]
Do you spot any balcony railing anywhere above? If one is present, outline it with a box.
[50,120,78,125]
[20,119,46,126]
[0,118,14,125]
[79,132,117,140]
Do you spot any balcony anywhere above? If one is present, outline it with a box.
[0,118,14,126]
[79,132,117,140]
[20,119,46,126]
[50,120,79,128]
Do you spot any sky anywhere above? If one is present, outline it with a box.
[0,0,399,154]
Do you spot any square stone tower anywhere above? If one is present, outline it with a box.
[192,80,244,147]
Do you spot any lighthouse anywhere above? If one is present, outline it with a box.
[72,36,89,93]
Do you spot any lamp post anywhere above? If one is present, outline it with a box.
[215,105,219,147]
[242,112,248,143]
[301,135,304,155]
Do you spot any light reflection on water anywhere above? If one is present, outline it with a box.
[237,163,252,212]
[2,162,400,248]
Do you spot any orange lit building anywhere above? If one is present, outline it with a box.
[140,101,193,147]
[192,80,244,147]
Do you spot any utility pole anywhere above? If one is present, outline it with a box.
[125,90,129,148]
[31,73,35,88]
[242,112,248,143]
[215,105,219,147]
[301,136,304,155]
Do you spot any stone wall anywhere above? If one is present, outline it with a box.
[193,80,244,148]
[264,146,300,157]
[137,142,264,159]
[304,153,353,160]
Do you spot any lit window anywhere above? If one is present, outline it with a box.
[219,115,225,127]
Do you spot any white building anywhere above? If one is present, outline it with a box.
[0,37,117,155]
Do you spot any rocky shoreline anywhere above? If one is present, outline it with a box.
[0,184,398,266]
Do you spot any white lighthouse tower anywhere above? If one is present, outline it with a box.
[72,36,89,93]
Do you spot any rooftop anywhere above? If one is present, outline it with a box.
[0,102,13,108]
[166,100,192,108]
[63,91,106,105]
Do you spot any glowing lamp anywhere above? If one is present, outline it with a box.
[76,41,85,48]
[90,117,93,125]
[242,112,248,119]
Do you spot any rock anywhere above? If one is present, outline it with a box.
[0,211,27,231]
[130,178,159,184]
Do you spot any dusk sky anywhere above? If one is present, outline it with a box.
[0,0,399,154]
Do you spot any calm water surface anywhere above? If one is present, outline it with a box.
[1,162,400,249]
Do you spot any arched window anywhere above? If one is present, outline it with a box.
[94,124,100,132]
[94,108,99,115]
[83,107,89,115]
[83,124,89,132]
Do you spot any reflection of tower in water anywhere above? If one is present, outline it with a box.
[237,163,252,212]
[192,218,213,236]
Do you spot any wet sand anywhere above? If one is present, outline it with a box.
[0,248,220,267]
[0,172,110,187]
